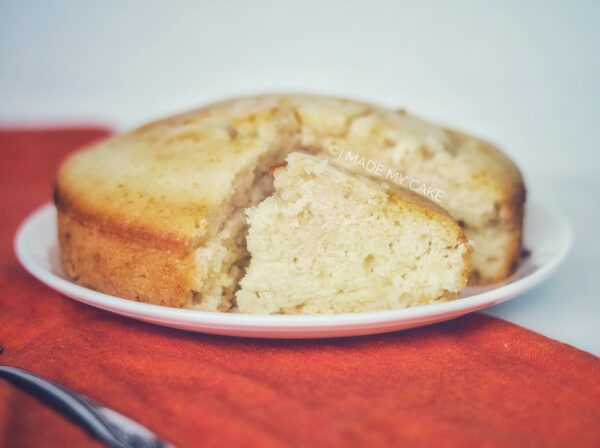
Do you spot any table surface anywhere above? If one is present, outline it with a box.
[1,0,598,354]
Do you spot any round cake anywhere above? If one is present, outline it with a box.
[55,94,525,311]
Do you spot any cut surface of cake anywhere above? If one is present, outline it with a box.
[236,152,472,314]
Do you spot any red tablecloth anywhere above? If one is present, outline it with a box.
[0,128,599,448]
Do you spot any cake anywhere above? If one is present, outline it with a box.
[236,152,471,314]
[55,94,525,312]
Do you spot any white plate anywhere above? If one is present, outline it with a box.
[15,201,572,339]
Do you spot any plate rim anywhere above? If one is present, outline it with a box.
[14,201,573,330]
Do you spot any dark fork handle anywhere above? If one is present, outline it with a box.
[0,366,167,448]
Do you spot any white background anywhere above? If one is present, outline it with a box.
[1,1,598,354]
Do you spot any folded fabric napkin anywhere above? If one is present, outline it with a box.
[0,128,598,448]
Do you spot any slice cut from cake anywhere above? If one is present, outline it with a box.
[236,152,472,314]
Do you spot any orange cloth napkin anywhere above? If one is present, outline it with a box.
[0,128,599,448]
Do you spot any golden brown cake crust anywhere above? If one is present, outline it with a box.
[55,185,195,307]
[478,179,526,284]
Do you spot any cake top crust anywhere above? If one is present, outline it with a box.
[56,94,523,249]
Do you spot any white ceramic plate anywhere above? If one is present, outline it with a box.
[15,201,571,339]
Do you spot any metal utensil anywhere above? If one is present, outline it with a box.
[0,366,174,448]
